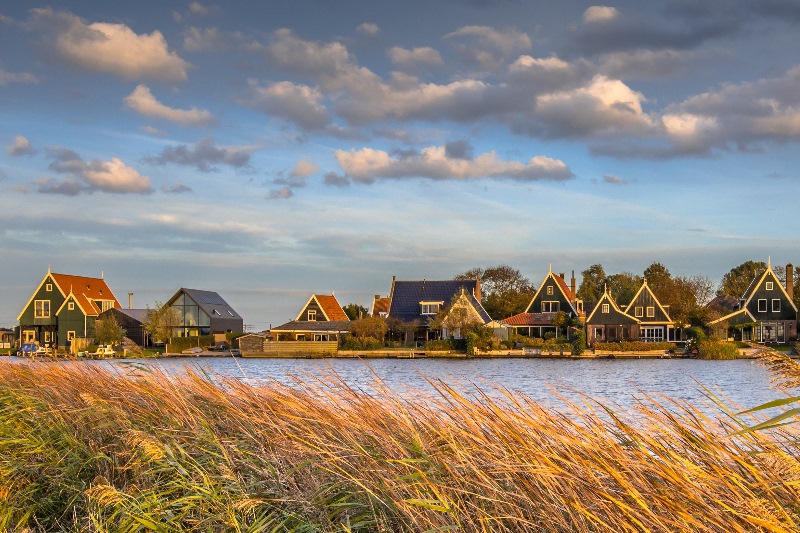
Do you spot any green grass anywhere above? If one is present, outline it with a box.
[0,361,798,532]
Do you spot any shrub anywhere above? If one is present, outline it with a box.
[572,330,586,355]
[697,339,740,360]
[167,336,215,352]
[424,339,455,351]
[593,341,677,353]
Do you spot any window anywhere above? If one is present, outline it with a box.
[34,300,50,318]
[67,331,76,341]
[634,306,643,317]
[772,299,781,312]
[213,309,221,316]
[646,307,655,318]
[542,301,560,313]
[68,302,75,311]
[46,283,52,292]
[44,331,52,343]
[594,327,603,339]
[420,302,442,315]
[766,281,773,291]
[308,309,317,321]
[227,310,235,317]
[758,299,767,313]
[602,304,610,313]
[23,330,36,342]
[546,286,554,295]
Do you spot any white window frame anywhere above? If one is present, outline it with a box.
[766,281,773,291]
[758,299,767,313]
[420,302,442,315]
[646,306,655,318]
[68,302,75,311]
[46,283,53,292]
[546,286,554,295]
[23,330,36,343]
[34,300,51,318]
[594,327,603,339]
[602,304,610,313]
[772,299,781,312]
[44,331,52,343]
[634,306,643,317]
[542,301,560,313]
[308,309,317,321]
[67,331,76,341]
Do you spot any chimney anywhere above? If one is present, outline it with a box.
[787,263,794,297]
[128,292,133,309]
[374,294,380,301]
[475,272,482,302]
[570,270,576,296]
[558,272,565,280]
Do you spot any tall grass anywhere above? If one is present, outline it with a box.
[0,361,798,532]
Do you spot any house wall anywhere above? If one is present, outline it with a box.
[527,275,577,316]
[19,275,64,343]
[57,298,92,347]
[299,300,327,321]
[745,270,797,322]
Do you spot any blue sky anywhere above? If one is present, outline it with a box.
[1,1,798,330]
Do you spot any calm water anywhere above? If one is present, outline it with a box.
[80,356,781,414]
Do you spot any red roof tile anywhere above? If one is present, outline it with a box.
[315,294,348,321]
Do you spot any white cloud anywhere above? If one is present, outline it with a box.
[290,160,320,178]
[583,6,619,23]
[124,85,215,126]
[444,25,532,69]
[31,8,190,82]
[510,55,571,73]
[189,2,211,16]
[242,80,330,129]
[603,174,628,185]
[6,135,36,156]
[388,46,443,69]
[357,22,380,36]
[0,69,39,85]
[39,148,153,195]
[334,145,572,183]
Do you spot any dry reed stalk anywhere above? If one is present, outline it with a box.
[0,360,797,532]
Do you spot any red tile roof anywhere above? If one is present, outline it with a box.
[371,297,391,316]
[315,294,348,321]
[503,312,559,326]
[51,272,120,315]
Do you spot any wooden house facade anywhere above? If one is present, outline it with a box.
[585,288,639,344]
[621,279,674,342]
[271,294,350,341]
[504,269,584,339]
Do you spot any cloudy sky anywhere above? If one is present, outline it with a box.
[1,0,798,330]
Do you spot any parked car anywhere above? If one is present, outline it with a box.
[33,345,54,356]
[206,341,231,351]
[89,345,116,358]
[17,343,39,356]
[182,346,204,355]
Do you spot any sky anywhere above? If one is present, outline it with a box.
[1,0,799,331]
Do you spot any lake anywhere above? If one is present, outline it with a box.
[79,356,782,415]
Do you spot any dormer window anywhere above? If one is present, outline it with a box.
[420,302,442,315]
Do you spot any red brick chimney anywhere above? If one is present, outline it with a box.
[787,263,794,297]
[475,272,482,302]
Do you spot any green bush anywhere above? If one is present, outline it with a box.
[168,336,215,352]
[571,330,586,355]
[697,339,740,360]
[339,336,383,350]
[593,341,676,353]
[424,339,455,351]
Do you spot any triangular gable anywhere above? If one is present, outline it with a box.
[741,264,798,314]
[442,289,491,325]
[525,269,581,316]
[294,294,348,322]
[17,270,117,321]
[625,279,672,324]
[55,291,100,317]
[585,290,638,324]
[17,272,61,321]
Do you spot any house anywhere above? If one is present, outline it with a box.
[165,288,244,338]
[585,287,639,344]
[370,295,391,318]
[0,328,14,349]
[271,294,350,341]
[504,269,584,339]
[385,277,490,341]
[620,278,675,342]
[17,268,120,349]
[98,307,150,347]
[708,261,798,343]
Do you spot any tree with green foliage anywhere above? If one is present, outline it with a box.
[349,316,387,348]
[343,303,369,320]
[550,311,572,339]
[718,260,767,298]
[606,272,642,305]
[454,264,534,319]
[571,330,586,355]
[94,314,125,345]
[577,264,606,304]
[143,301,181,344]
[643,262,671,295]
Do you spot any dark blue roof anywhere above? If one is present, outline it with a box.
[388,279,490,322]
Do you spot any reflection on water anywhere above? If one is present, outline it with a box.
[93,356,778,414]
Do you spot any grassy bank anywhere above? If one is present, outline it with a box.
[0,362,798,532]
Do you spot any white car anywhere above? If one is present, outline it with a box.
[182,346,204,355]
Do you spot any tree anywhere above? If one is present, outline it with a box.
[143,301,181,344]
[605,272,642,305]
[718,261,767,298]
[643,262,672,298]
[349,316,387,348]
[343,303,369,320]
[432,292,485,337]
[577,264,606,304]
[550,311,572,339]
[94,314,125,345]
[454,264,534,319]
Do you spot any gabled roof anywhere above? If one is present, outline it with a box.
[271,320,351,332]
[387,279,480,322]
[295,294,348,321]
[18,269,120,320]
[444,288,492,324]
[739,262,798,314]
[708,307,756,326]
[624,278,672,324]
[55,291,102,317]
[172,288,243,320]
[585,288,638,324]
[502,312,558,326]
[525,268,583,316]
[371,296,391,317]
